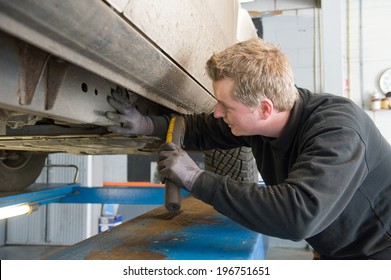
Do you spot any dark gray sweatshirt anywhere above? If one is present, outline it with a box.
[183,87,391,259]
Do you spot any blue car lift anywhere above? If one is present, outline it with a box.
[0,183,268,260]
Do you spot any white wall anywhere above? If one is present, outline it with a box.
[342,0,391,143]
[342,0,391,108]
[262,9,319,92]
[322,0,344,95]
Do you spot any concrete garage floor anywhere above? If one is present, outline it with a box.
[0,245,68,260]
[266,246,314,260]
[266,238,314,260]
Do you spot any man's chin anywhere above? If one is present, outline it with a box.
[230,128,242,136]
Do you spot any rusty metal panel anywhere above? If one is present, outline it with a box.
[47,197,268,260]
[0,0,216,115]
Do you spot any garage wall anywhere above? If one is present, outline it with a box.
[342,0,391,108]
[261,9,319,92]
[341,0,391,144]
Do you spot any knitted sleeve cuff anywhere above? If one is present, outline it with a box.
[191,170,224,204]
[150,115,171,139]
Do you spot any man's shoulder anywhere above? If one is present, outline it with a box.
[297,87,372,133]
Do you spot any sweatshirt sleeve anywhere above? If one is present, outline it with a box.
[191,126,369,241]
[182,113,248,150]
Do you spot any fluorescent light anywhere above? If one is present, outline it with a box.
[0,204,37,220]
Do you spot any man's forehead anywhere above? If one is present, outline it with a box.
[212,79,234,96]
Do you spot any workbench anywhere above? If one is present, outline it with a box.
[0,184,268,260]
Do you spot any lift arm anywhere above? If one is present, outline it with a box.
[0,184,268,259]
[46,196,268,260]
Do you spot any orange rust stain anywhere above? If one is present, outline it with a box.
[86,249,166,260]
[75,197,220,260]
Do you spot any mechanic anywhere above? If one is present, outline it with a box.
[106,37,391,260]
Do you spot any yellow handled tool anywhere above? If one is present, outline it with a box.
[164,116,186,212]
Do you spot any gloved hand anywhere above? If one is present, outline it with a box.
[158,142,203,192]
[106,86,154,136]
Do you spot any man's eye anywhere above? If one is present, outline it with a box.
[218,102,227,109]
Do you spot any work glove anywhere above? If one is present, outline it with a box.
[106,86,154,136]
[158,142,203,192]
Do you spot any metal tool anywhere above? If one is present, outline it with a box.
[164,116,186,212]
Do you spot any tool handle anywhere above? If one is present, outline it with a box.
[164,116,185,212]
[164,179,182,212]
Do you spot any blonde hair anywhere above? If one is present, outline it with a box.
[205,37,298,111]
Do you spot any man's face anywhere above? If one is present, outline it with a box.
[212,78,260,136]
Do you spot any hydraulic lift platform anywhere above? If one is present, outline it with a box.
[0,183,268,260]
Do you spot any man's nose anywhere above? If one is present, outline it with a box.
[213,103,225,118]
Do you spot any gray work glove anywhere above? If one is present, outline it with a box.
[158,142,203,192]
[106,87,154,136]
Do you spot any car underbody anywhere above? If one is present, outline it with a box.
[0,0,258,191]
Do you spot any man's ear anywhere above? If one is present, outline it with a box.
[259,98,273,120]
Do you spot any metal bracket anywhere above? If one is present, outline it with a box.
[17,41,69,110]
[44,164,79,183]
[17,42,50,106]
